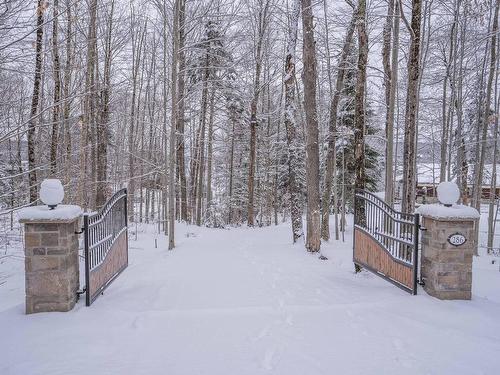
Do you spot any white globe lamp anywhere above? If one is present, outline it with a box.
[40,179,64,210]
[436,181,460,207]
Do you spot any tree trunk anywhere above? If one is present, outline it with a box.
[169,0,180,249]
[63,0,73,188]
[440,7,459,183]
[354,0,368,215]
[128,19,146,220]
[455,1,467,203]
[228,117,236,224]
[195,77,209,225]
[96,0,115,208]
[248,0,270,226]
[401,0,422,214]
[50,0,62,175]
[206,92,216,212]
[284,0,303,242]
[301,0,321,252]
[79,0,97,209]
[473,0,499,210]
[488,103,499,253]
[382,0,394,132]
[385,0,400,207]
[177,0,188,222]
[190,120,201,222]
[488,24,500,252]
[196,89,215,226]
[28,0,45,203]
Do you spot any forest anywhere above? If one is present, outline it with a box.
[0,0,498,253]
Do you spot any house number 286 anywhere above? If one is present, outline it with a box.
[448,233,466,247]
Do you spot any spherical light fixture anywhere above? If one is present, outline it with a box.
[436,181,460,207]
[40,179,64,209]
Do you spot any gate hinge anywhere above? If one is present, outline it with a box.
[76,287,86,302]
[419,226,427,231]
[75,228,84,234]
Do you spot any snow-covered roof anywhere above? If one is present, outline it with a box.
[397,163,500,186]
[18,205,83,222]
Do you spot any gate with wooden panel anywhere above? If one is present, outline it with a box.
[83,188,128,306]
[353,190,420,295]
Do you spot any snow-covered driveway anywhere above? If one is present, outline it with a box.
[1,221,499,375]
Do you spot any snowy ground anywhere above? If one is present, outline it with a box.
[0,215,499,375]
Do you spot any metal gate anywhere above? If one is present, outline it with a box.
[83,188,128,306]
[353,190,419,295]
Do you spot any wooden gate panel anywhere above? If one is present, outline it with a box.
[88,230,128,304]
[353,190,419,294]
[354,230,413,290]
[84,189,128,306]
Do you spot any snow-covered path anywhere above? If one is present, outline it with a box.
[1,221,499,375]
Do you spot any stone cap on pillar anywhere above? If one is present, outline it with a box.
[416,203,480,221]
[18,205,83,223]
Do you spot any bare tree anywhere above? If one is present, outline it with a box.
[383,0,400,207]
[301,0,321,252]
[488,2,500,252]
[27,0,46,203]
[401,0,422,214]
[473,0,499,210]
[96,0,115,208]
[177,0,188,222]
[248,0,270,227]
[49,0,62,175]
[284,0,303,242]
[169,0,181,249]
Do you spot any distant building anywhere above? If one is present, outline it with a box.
[395,163,500,203]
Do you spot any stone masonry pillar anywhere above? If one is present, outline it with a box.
[19,205,82,314]
[417,204,479,300]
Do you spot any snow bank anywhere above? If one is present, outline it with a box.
[416,203,480,220]
[18,205,83,222]
[0,220,499,375]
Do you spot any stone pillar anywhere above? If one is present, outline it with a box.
[417,204,479,300]
[19,205,82,314]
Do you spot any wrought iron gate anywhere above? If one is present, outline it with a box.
[353,190,420,295]
[83,188,128,306]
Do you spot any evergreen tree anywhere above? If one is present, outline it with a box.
[336,44,380,211]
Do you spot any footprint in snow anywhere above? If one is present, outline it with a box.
[393,337,404,351]
[262,347,277,371]
[252,327,269,342]
[130,316,141,330]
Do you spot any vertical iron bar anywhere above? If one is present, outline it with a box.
[124,189,129,267]
[83,214,91,306]
[124,188,129,227]
[352,191,357,264]
[412,213,420,295]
